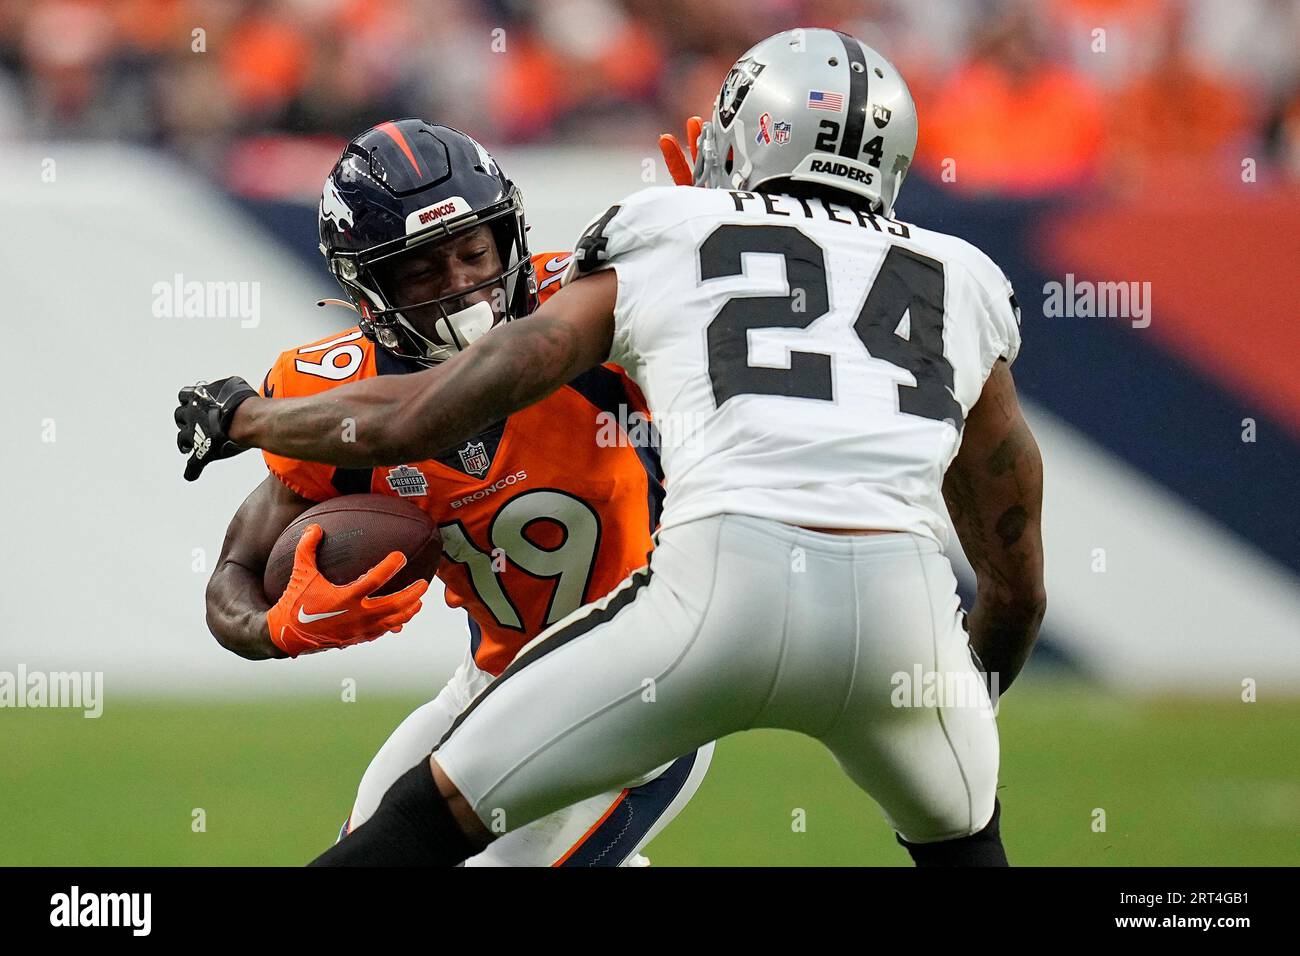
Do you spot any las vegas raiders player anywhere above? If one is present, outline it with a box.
[177,28,1046,866]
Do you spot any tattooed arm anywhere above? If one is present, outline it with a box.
[206,475,311,660]
[944,358,1046,694]
[228,271,618,466]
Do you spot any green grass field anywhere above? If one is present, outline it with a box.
[3,682,1295,866]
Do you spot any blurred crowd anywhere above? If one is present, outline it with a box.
[1,0,1298,197]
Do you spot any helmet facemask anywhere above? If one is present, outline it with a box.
[327,187,535,367]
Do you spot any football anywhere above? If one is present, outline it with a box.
[263,494,442,600]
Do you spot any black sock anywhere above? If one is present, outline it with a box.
[309,759,481,866]
[896,799,1009,867]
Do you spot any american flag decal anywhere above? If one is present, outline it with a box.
[807,90,844,111]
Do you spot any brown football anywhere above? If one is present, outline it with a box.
[263,494,442,600]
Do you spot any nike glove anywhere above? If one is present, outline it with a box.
[266,524,429,658]
[658,115,707,186]
[175,376,259,482]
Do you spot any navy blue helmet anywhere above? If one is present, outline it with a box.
[318,119,535,365]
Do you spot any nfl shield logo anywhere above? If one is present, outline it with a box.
[872,104,892,129]
[773,121,792,145]
[458,440,491,477]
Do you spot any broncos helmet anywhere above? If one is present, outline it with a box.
[694,28,918,217]
[318,119,535,365]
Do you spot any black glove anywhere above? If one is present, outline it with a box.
[175,376,258,481]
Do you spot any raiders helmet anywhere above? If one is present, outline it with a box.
[695,28,918,217]
[318,119,535,366]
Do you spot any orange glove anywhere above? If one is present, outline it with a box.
[266,524,429,658]
[658,115,705,186]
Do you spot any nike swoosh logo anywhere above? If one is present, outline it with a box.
[298,607,347,624]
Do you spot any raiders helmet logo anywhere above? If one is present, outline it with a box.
[872,104,892,129]
[717,57,766,129]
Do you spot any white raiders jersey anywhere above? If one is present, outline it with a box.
[563,186,1021,547]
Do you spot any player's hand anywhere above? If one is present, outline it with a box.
[266,524,429,658]
[658,115,707,186]
[175,376,259,482]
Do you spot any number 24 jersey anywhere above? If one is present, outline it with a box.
[567,187,1022,549]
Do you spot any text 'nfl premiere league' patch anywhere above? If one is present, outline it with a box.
[385,464,428,497]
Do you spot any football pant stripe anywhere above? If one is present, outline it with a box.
[434,564,654,750]
[553,748,702,867]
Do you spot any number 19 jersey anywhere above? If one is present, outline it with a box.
[566,186,1021,548]
[260,253,662,676]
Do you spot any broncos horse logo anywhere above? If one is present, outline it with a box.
[320,178,354,233]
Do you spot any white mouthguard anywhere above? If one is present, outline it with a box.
[434,299,496,351]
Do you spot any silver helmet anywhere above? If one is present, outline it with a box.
[695,28,918,217]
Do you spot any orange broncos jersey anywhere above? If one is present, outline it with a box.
[260,252,663,675]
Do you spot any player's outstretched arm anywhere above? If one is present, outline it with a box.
[943,359,1046,694]
[206,475,313,659]
[226,271,618,467]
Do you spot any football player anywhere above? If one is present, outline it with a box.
[200,119,712,866]
[179,30,1045,867]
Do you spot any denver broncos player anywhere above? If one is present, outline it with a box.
[202,120,712,866]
